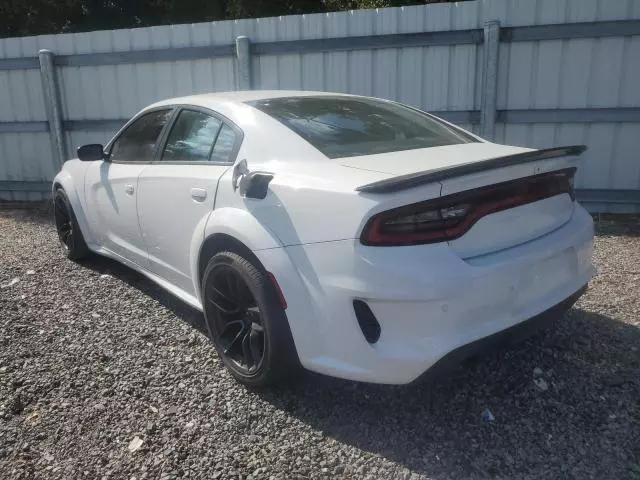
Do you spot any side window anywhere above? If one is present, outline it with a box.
[109,109,172,162]
[210,124,237,163]
[161,110,222,162]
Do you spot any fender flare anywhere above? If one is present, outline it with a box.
[189,206,324,363]
[189,207,284,299]
[52,170,95,246]
[203,206,284,251]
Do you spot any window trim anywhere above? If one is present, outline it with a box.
[105,107,176,164]
[154,105,245,166]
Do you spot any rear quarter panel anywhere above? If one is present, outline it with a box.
[209,117,408,246]
[216,163,445,246]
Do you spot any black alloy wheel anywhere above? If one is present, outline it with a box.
[54,192,74,252]
[206,264,266,373]
[202,251,300,387]
[53,189,90,260]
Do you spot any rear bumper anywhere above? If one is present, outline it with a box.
[256,204,594,384]
[415,284,586,383]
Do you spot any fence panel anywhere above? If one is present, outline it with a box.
[0,0,638,210]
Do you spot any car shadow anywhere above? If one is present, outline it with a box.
[253,308,640,479]
[73,249,640,478]
[78,255,209,336]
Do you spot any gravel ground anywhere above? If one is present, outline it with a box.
[0,208,638,480]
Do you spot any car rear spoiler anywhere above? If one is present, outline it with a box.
[355,145,587,194]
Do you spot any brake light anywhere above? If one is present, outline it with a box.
[361,168,576,246]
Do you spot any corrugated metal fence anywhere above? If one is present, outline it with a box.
[0,0,639,211]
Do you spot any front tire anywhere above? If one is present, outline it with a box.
[202,251,300,387]
[53,188,90,260]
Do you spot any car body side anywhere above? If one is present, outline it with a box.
[53,92,594,384]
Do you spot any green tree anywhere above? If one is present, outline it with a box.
[0,0,461,38]
[226,0,325,19]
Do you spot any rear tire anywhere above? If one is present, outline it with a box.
[202,251,300,387]
[53,188,90,260]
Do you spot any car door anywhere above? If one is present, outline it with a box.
[84,108,174,268]
[136,107,243,296]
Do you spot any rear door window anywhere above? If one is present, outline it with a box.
[210,124,237,164]
[161,110,223,162]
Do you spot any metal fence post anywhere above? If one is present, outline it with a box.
[235,36,252,90]
[480,20,500,140]
[38,49,66,169]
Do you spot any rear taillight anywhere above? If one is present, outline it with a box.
[361,168,576,246]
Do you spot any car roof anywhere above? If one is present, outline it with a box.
[143,90,358,132]
[148,90,347,109]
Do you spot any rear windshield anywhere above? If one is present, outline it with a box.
[248,96,477,159]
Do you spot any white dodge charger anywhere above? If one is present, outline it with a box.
[52,91,594,386]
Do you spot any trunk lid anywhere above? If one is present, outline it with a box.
[437,149,580,259]
[353,143,585,258]
[339,143,531,176]
[446,193,575,259]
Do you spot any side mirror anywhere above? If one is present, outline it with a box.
[77,144,105,161]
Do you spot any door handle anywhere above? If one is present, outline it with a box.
[190,188,207,202]
[125,184,134,195]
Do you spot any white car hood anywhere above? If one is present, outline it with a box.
[336,142,532,176]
